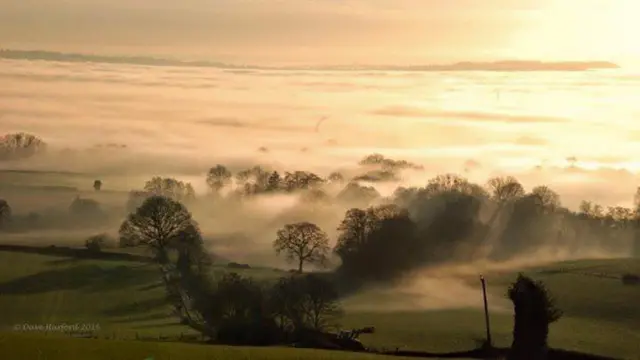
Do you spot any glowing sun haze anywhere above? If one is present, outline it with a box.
[2,0,640,211]
[0,0,637,65]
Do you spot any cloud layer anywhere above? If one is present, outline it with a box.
[2,58,640,210]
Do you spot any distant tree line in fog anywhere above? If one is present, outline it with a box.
[2,160,639,283]
[1,132,639,273]
[0,132,47,161]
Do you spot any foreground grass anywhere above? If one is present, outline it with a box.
[0,250,638,359]
[0,332,422,360]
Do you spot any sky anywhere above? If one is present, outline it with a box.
[1,0,638,65]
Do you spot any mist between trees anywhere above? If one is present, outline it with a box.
[1,132,638,353]
[1,132,639,273]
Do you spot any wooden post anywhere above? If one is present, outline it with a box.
[480,275,492,347]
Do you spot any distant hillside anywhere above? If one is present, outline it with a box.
[0,49,620,72]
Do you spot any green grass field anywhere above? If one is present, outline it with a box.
[0,332,424,360]
[0,250,638,359]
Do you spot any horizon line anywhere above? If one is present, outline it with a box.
[0,48,621,72]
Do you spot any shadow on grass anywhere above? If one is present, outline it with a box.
[103,298,168,317]
[137,282,164,291]
[384,347,621,360]
[131,321,179,330]
[0,264,159,295]
[46,258,84,266]
[110,312,172,324]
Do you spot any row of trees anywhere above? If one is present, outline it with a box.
[2,134,640,267]
[112,172,640,292]
[264,174,640,286]
[2,170,639,269]
[203,153,423,198]
[121,169,381,213]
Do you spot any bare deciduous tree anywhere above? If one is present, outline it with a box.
[274,222,330,273]
[487,176,525,204]
[119,196,197,264]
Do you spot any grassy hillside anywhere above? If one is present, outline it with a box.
[0,250,638,358]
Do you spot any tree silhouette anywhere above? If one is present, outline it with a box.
[282,171,324,192]
[93,180,102,191]
[119,196,198,264]
[266,171,283,192]
[298,274,343,331]
[507,274,562,360]
[478,176,526,256]
[235,166,271,195]
[486,176,525,205]
[578,200,604,219]
[530,185,561,212]
[144,177,196,203]
[118,198,211,336]
[274,222,330,273]
[334,204,418,282]
[270,274,343,332]
[206,165,232,194]
[334,208,376,261]
[0,199,11,228]
[162,224,211,336]
[424,173,487,197]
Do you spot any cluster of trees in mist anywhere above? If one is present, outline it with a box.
[1,132,639,264]
[124,163,640,282]
[0,133,47,161]
[118,195,353,348]
[0,132,130,162]
[2,135,640,275]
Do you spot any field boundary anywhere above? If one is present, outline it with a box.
[0,244,154,263]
